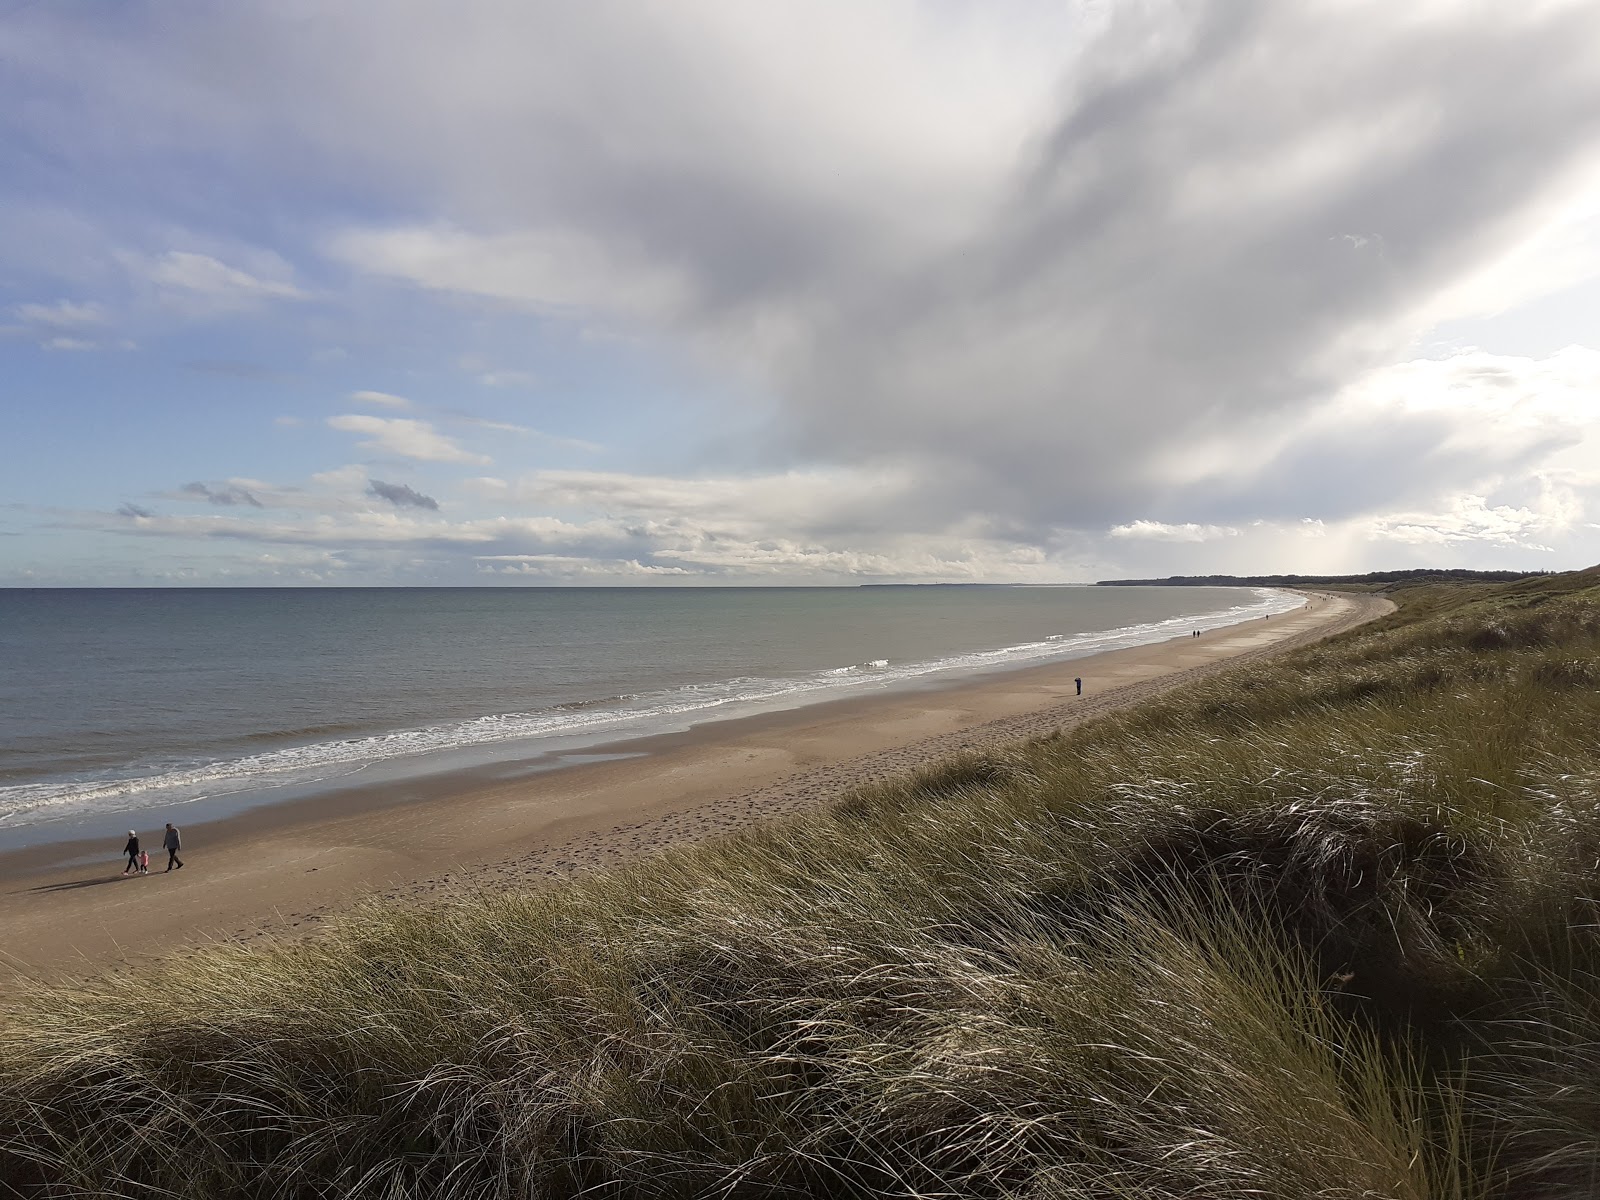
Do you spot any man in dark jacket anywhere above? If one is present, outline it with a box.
[122,831,140,876]
[162,823,184,872]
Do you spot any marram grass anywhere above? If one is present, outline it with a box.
[6,571,1600,1198]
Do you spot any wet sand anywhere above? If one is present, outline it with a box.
[0,590,1391,985]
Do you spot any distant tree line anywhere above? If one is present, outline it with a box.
[1096,569,1553,587]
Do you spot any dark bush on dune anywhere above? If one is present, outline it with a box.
[1101,798,1489,1030]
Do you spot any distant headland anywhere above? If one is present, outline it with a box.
[1095,568,1552,587]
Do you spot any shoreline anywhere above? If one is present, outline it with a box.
[0,586,1299,852]
[0,590,1390,985]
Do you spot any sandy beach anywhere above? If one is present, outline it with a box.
[0,590,1390,985]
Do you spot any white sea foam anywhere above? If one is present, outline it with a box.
[0,588,1301,828]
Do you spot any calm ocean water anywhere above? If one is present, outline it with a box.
[0,586,1298,845]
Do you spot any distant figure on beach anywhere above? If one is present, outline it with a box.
[122,831,140,876]
[162,823,184,872]
[1075,677,1083,696]
[138,849,149,875]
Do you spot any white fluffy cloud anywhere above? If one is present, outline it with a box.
[1369,495,1561,550]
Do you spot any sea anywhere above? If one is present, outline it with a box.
[0,585,1300,849]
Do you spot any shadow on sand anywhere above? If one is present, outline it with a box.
[24,875,134,894]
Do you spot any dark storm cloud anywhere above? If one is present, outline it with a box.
[366,479,439,510]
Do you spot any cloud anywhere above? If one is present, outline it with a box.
[70,445,1593,583]
[180,481,264,507]
[351,389,412,409]
[473,555,697,580]
[440,414,599,450]
[152,468,430,518]
[115,503,153,519]
[436,411,532,435]
[345,392,573,445]
[509,465,941,539]
[777,3,1600,533]
[89,507,1057,581]
[1146,345,1600,530]
[327,414,489,463]
[1367,491,1571,552]
[366,479,439,510]
[73,461,1064,582]
[299,1,1600,553]
[1109,521,1240,543]
[137,250,305,315]
[150,250,302,299]
[329,225,694,324]
[10,2,1600,582]
[12,299,105,328]
[7,298,121,350]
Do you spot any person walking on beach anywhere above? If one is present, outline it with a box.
[1074,677,1083,696]
[162,822,184,872]
[122,830,140,876]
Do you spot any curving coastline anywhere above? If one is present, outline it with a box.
[0,590,1389,984]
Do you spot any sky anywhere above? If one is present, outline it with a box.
[4,0,1600,586]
